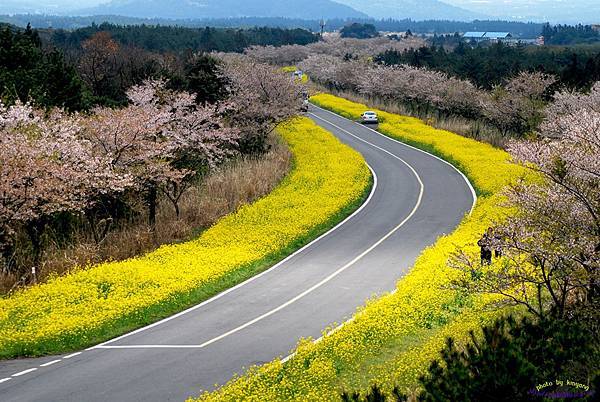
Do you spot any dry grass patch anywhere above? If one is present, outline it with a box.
[1,137,292,293]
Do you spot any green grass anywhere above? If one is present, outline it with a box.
[2,174,374,359]
[336,326,439,392]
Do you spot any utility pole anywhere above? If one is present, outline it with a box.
[319,19,326,38]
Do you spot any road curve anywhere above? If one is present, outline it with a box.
[0,106,474,402]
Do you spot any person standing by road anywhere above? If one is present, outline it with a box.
[493,232,503,258]
[478,228,493,265]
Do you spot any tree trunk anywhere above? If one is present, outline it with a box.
[0,229,15,275]
[25,219,45,277]
[87,213,100,245]
[147,185,158,230]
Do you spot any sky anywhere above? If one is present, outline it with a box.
[445,0,600,23]
[2,0,599,23]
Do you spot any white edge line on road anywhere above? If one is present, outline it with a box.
[63,352,82,359]
[91,163,379,349]
[312,104,478,215]
[280,316,356,364]
[276,106,479,366]
[95,345,206,349]
[40,360,62,367]
[154,117,425,352]
[12,368,37,377]
[98,111,425,352]
[0,378,12,384]
[280,288,399,364]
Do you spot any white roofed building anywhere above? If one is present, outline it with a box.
[462,32,513,43]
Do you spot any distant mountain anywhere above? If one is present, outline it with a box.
[76,0,367,20]
[335,0,487,22]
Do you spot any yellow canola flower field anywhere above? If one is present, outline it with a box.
[311,94,524,196]
[0,117,371,359]
[195,94,530,401]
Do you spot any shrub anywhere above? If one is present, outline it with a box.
[340,23,380,40]
[343,313,599,401]
[418,313,599,401]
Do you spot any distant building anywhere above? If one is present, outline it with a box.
[462,32,513,43]
[463,31,486,41]
[592,25,600,32]
[383,31,409,40]
[485,32,513,40]
[537,36,545,46]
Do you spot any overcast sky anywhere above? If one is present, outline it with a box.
[445,0,600,23]
[2,0,599,23]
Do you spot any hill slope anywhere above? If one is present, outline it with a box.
[77,0,367,20]
[335,0,486,21]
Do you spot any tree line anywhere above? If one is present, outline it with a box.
[542,23,600,45]
[0,56,304,287]
[375,41,600,91]
[0,25,89,111]
[0,15,546,38]
[301,55,554,137]
[50,23,318,54]
[0,23,315,109]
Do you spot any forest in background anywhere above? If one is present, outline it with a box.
[0,23,316,108]
[1,15,546,37]
[376,41,600,90]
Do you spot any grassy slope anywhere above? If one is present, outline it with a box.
[0,117,372,359]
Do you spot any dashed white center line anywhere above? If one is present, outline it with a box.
[0,352,88,383]
[40,360,61,367]
[12,368,37,377]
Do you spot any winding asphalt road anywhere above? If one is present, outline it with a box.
[0,105,475,402]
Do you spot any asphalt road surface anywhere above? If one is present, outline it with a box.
[0,105,475,402]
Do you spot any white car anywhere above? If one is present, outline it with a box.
[361,111,378,124]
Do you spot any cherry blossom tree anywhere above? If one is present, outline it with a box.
[302,57,483,119]
[358,64,483,118]
[222,58,305,154]
[300,55,368,91]
[0,102,124,273]
[245,36,425,65]
[245,44,311,65]
[0,79,240,278]
[454,86,600,319]
[305,36,425,59]
[542,81,600,138]
[82,80,239,226]
[157,87,239,217]
[481,72,556,135]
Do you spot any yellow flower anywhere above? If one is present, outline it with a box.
[191,95,530,402]
[0,117,371,359]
